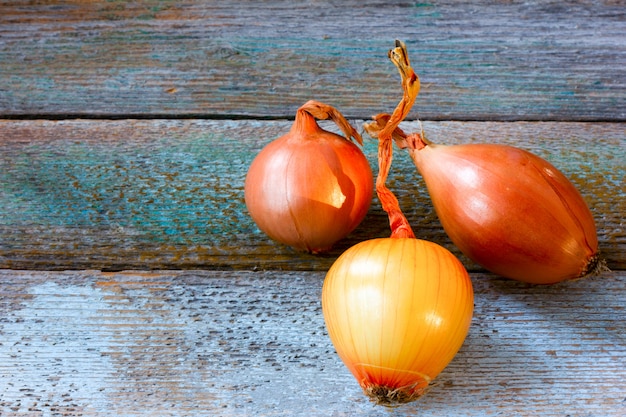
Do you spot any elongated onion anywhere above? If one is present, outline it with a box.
[364,41,604,284]
[407,140,601,284]
[322,41,474,406]
[245,100,373,253]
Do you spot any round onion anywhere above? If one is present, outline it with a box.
[322,237,474,405]
[323,42,473,405]
[245,100,373,253]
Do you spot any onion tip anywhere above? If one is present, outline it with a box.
[363,383,428,407]
[581,254,610,278]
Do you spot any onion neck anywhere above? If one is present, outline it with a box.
[364,116,431,151]
[365,40,423,239]
[291,107,322,137]
[377,135,416,239]
[292,100,363,145]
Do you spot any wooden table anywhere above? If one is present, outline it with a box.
[1,1,624,416]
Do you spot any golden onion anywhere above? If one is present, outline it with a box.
[322,237,474,405]
[322,42,473,405]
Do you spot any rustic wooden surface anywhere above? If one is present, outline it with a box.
[0,120,624,272]
[1,1,625,416]
[0,0,624,121]
[1,269,625,417]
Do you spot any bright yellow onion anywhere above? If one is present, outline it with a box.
[322,238,474,405]
[322,41,474,406]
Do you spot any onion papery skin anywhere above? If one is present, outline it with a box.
[245,118,373,253]
[409,142,599,284]
[322,238,474,405]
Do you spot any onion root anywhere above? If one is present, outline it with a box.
[363,383,428,406]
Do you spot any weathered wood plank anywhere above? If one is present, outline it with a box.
[1,119,624,271]
[1,0,624,120]
[0,269,624,416]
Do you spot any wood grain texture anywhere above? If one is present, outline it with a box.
[1,2,624,416]
[0,269,624,416]
[1,0,624,121]
[1,119,624,272]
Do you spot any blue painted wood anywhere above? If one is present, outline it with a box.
[1,119,624,271]
[0,269,624,416]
